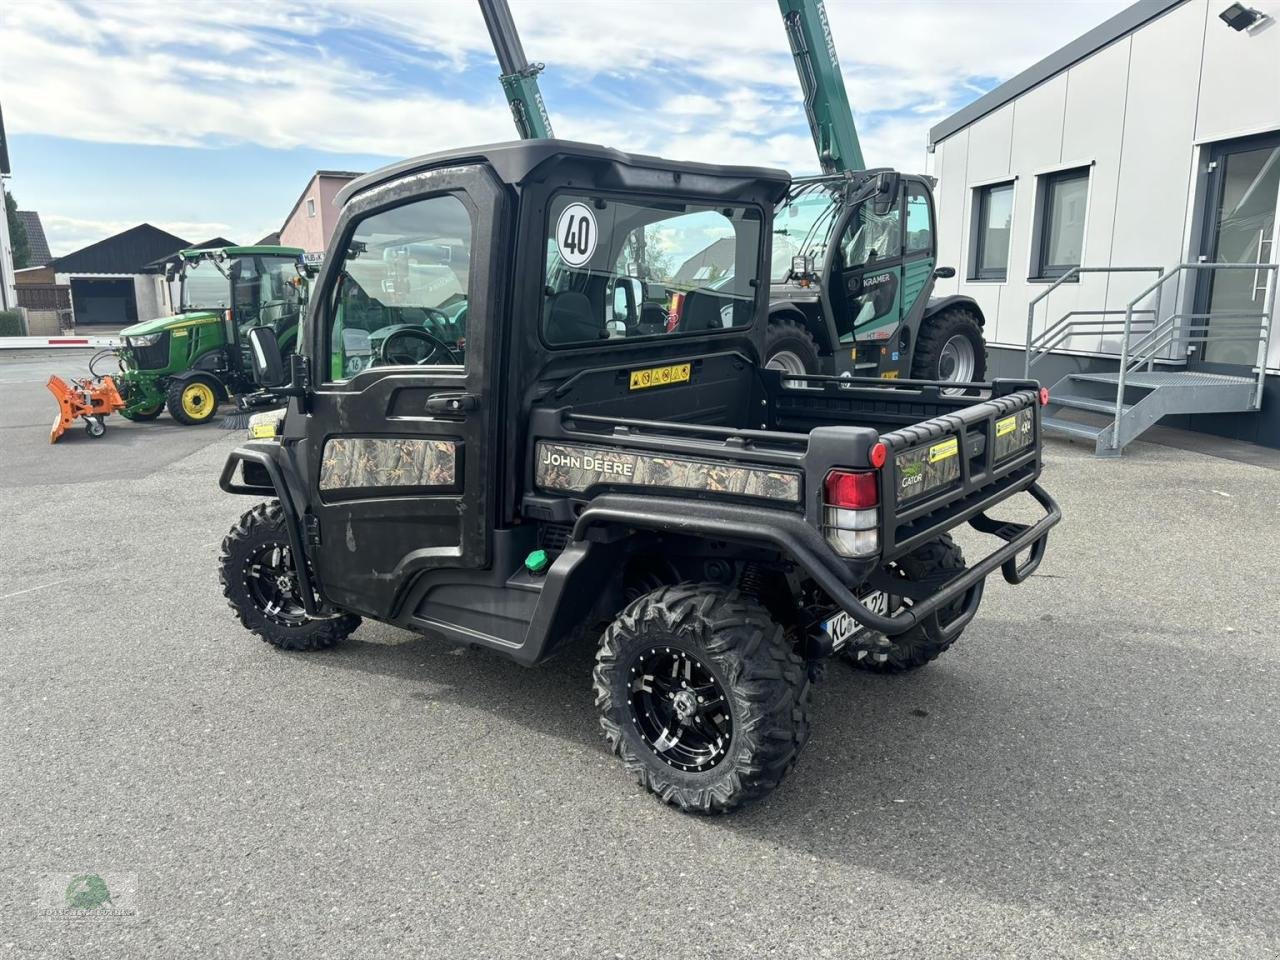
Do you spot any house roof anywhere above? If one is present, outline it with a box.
[928,0,1188,148]
[16,210,53,266]
[51,223,190,275]
[143,237,238,272]
[255,231,282,246]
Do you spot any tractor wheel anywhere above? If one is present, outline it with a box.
[912,306,987,393]
[219,501,360,651]
[764,316,820,380]
[167,375,221,426]
[844,535,968,674]
[120,402,163,422]
[594,583,810,814]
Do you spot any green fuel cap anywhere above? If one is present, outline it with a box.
[524,549,550,574]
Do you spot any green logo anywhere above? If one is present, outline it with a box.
[65,874,113,910]
[901,462,923,478]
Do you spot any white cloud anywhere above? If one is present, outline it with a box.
[40,214,268,258]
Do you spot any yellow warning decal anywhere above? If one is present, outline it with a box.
[995,415,1018,438]
[249,423,277,439]
[880,370,899,380]
[629,363,691,390]
[929,437,959,463]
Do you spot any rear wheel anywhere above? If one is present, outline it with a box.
[167,375,221,425]
[219,501,360,651]
[764,316,820,379]
[844,535,968,673]
[594,583,810,813]
[912,307,986,393]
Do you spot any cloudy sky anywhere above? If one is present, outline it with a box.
[2,0,1130,256]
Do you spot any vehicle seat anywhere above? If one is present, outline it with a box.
[545,291,601,344]
[677,289,724,332]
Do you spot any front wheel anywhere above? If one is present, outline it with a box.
[912,307,987,393]
[593,584,810,813]
[167,374,221,426]
[219,501,360,651]
[120,402,163,422]
[764,317,820,379]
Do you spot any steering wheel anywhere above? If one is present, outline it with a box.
[379,326,460,366]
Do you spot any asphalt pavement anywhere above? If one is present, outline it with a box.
[1,351,1278,959]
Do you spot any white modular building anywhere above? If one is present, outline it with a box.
[928,0,1280,451]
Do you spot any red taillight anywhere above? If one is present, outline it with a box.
[666,292,685,333]
[1039,387,1050,406]
[824,470,879,509]
[869,441,887,469]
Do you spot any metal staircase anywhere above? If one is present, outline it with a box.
[1025,263,1276,456]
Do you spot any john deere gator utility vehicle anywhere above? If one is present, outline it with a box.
[478,0,988,389]
[104,245,309,425]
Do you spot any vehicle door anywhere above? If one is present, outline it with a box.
[304,165,506,620]
[832,186,905,353]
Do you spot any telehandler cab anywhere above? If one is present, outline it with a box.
[218,140,1059,813]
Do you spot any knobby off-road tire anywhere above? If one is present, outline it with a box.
[764,316,821,377]
[219,501,360,651]
[167,374,221,426]
[120,402,163,422]
[846,534,968,674]
[593,583,810,813]
[911,306,987,388]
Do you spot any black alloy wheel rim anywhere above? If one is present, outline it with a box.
[628,646,732,772]
[244,543,308,626]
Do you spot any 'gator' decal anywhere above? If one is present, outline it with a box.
[319,437,456,490]
[535,442,801,502]
[895,436,960,503]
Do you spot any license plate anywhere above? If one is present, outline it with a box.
[823,591,888,650]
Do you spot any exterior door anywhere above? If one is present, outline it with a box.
[834,191,905,351]
[303,166,506,620]
[1194,132,1280,369]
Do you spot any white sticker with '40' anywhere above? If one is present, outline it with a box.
[556,202,598,267]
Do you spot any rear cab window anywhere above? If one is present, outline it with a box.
[541,194,763,346]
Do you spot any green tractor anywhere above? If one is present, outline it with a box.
[102,245,309,425]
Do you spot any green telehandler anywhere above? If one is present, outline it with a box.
[478,0,988,390]
[93,245,310,425]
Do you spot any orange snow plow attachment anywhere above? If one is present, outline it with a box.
[47,374,127,444]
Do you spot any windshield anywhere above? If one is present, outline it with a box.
[771,183,844,282]
[181,259,230,310]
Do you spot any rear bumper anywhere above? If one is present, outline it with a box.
[574,481,1060,640]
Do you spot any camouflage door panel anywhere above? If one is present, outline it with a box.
[320,437,458,491]
[535,441,802,502]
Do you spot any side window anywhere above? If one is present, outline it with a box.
[905,186,932,253]
[326,194,473,381]
[542,194,762,346]
[840,199,901,268]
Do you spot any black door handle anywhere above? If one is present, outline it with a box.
[425,393,480,414]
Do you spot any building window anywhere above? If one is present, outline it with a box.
[306,198,317,218]
[970,182,1014,280]
[1034,168,1089,279]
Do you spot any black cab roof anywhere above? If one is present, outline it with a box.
[336,139,792,208]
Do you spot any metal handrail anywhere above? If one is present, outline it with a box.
[1113,262,1278,448]
[1025,266,1164,376]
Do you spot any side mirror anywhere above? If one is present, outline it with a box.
[248,326,286,387]
[932,266,956,279]
[872,171,900,216]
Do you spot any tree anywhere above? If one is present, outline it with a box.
[5,191,31,270]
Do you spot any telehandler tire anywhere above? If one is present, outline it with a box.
[219,501,360,651]
[764,316,820,379]
[844,534,968,674]
[167,374,221,426]
[912,306,987,390]
[594,583,810,813]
